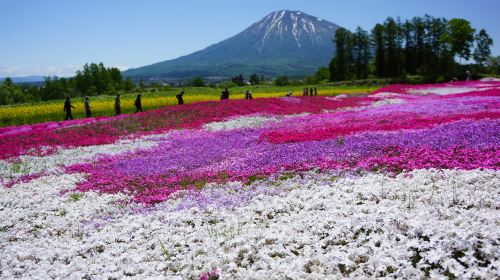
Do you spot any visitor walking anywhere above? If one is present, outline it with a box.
[221,88,230,100]
[303,88,308,96]
[245,90,253,100]
[314,87,318,96]
[309,88,313,96]
[134,94,143,113]
[64,97,75,120]
[176,90,184,105]
[84,96,91,118]
[466,70,472,81]
[115,94,121,116]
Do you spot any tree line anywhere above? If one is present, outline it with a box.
[0,63,136,105]
[329,15,496,82]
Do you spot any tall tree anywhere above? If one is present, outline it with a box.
[384,18,403,77]
[411,17,426,73]
[444,18,475,62]
[372,23,386,77]
[403,20,416,74]
[473,29,493,67]
[333,28,352,81]
[352,27,370,79]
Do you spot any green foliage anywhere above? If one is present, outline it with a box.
[0,63,136,105]
[69,192,84,202]
[332,27,352,81]
[231,74,245,86]
[326,15,492,83]
[220,80,237,88]
[473,29,493,67]
[372,23,386,77]
[273,76,290,86]
[314,67,330,82]
[249,74,260,85]
[0,79,31,105]
[485,56,500,75]
[352,27,370,79]
[188,76,205,87]
[444,18,475,61]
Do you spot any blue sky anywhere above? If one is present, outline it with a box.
[1,0,499,77]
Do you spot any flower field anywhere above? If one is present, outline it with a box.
[0,81,499,279]
[0,85,378,127]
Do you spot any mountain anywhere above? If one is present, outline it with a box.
[0,76,45,84]
[123,10,340,80]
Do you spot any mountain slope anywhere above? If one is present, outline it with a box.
[123,10,340,79]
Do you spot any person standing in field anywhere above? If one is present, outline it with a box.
[115,94,121,116]
[314,87,318,96]
[221,88,230,100]
[176,90,184,105]
[303,88,308,96]
[309,88,313,96]
[466,70,472,81]
[134,94,143,113]
[245,90,253,99]
[84,96,91,118]
[64,97,75,120]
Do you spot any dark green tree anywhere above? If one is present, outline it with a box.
[352,27,370,79]
[473,29,493,67]
[139,78,145,89]
[123,77,135,92]
[444,18,475,62]
[372,24,386,77]
[249,74,260,85]
[486,56,500,74]
[314,66,330,82]
[332,28,353,81]
[274,76,289,86]
[189,76,205,87]
[231,74,244,86]
[328,57,338,81]
[384,17,403,77]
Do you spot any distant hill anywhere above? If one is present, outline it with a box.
[123,10,340,80]
[0,76,45,84]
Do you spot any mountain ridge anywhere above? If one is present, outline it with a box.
[123,10,340,80]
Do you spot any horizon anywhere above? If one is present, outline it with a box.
[1,0,499,77]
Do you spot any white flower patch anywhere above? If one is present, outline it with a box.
[0,136,162,185]
[408,86,493,96]
[326,94,348,101]
[204,114,309,132]
[371,98,406,107]
[1,169,498,279]
[368,92,403,99]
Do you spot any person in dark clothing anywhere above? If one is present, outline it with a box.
[286,91,292,97]
[134,94,143,113]
[309,88,313,96]
[303,88,308,96]
[84,96,91,118]
[314,87,318,96]
[221,88,230,100]
[64,97,75,120]
[115,94,121,116]
[245,90,253,100]
[176,90,184,105]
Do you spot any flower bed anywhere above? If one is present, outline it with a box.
[0,81,499,278]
